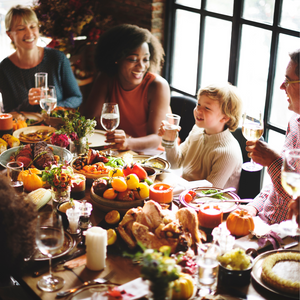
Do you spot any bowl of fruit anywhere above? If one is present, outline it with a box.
[90,163,153,214]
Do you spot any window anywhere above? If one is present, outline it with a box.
[164,0,300,185]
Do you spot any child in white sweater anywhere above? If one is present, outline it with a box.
[159,83,243,190]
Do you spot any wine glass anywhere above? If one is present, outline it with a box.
[280,149,300,236]
[100,103,120,154]
[241,110,264,172]
[40,86,57,124]
[35,211,65,292]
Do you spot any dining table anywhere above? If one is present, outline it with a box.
[1,144,298,300]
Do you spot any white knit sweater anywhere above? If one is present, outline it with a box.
[166,125,242,190]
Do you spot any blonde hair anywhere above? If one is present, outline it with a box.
[198,83,242,131]
[5,5,39,48]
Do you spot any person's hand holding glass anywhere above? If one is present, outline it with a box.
[279,149,300,236]
[242,110,264,172]
[29,72,48,106]
[35,211,65,292]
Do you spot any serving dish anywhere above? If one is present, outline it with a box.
[251,249,299,299]
[13,125,55,143]
[0,145,73,168]
[33,230,75,261]
[179,187,239,214]
[90,186,147,214]
[10,111,43,126]
[132,155,170,173]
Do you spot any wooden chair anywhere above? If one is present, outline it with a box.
[170,95,197,143]
[232,127,263,199]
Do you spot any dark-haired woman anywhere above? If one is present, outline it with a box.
[82,24,170,151]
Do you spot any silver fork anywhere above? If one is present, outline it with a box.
[56,270,115,298]
[196,187,236,198]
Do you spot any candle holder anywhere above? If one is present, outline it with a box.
[198,204,223,229]
[149,183,173,207]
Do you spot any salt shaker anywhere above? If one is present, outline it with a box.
[79,200,93,231]
[66,207,81,234]
[85,226,107,271]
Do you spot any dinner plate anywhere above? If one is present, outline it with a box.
[33,231,76,261]
[251,249,299,299]
[132,155,170,173]
[0,145,73,168]
[13,125,56,143]
[87,130,109,148]
[179,187,239,213]
[10,111,43,126]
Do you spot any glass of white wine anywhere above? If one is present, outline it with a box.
[35,211,65,292]
[241,110,264,172]
[40,86,57,124]
[280,149,300,236]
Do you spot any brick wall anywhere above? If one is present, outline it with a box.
[98,0,166,45]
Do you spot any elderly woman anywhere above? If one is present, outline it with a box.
[81,24,170,151]
[0,5,82,112]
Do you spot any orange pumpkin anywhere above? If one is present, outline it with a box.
[18,168,45,192]
[226,209,255,237]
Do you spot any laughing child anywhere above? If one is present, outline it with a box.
[159,83,243,190]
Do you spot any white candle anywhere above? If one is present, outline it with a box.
[85,226,107,271]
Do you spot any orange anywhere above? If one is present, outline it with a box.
[107,228,117,245]
[105,210,121,225]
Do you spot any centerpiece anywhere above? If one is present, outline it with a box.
[130,245,181,300]
[41,164,73,203]
[51,110,97,156]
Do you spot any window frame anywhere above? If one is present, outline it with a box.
[163,0,300,141]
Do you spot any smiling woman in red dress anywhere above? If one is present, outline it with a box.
[81,24,170,151]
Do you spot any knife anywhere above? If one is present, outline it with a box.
[91,144,115,151]
[32,248,86,277]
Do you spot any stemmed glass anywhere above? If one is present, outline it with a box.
[241,110,264,172]
[35,211,65,292]
[40,86,57,124]
[100,103,120,152]
[280,149,300,236]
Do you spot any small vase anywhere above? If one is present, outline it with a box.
[147,281,172,300]
[69,137,88,157]
[51,186,71,203]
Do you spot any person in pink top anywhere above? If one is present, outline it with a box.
[82,24,170,151]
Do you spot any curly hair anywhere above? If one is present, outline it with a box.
[0,175,37,280]
[198,83,243,132]
[95,24,165,76]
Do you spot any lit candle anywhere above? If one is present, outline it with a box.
[149,183,173,203]
[198,204,223,229]
[85,226,107,271]
[71,174,86,199]
[0,113,13,135]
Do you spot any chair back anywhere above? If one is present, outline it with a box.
[170,95,197,143]
[232,127,263,199]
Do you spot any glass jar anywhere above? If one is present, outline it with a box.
[69,137,88,157]
[147,281,172,300]
[51,186,71,203]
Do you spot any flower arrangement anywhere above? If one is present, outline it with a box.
[41,164,73,193]
[128,245,180,300]
[33,0,113,52]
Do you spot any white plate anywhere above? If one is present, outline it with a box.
[13,125,55,143]
[0,145,73,168]
[10,111,43,126]
[179,187,239,214]
[87,130,109,148]
[251,249,299,299]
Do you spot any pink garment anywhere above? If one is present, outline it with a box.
[110,72,156,137]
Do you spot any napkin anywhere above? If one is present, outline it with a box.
[234,217,288,251]
[82,278,148,300]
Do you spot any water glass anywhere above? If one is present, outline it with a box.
[161,113,181,148]
[6,161,24,194]
[197,243,221,297]
[66,207,81,234]
[35,72,48,89]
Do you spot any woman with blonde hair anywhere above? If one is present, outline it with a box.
[0,5,82,112]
